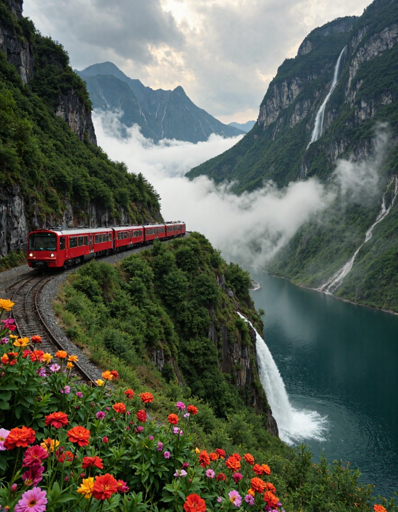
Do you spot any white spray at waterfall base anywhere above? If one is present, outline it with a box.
[237,312,327,445]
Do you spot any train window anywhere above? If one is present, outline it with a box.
[29,233,57,251]
[95,235,98,243]
[84,237,88,246]
[78,237,84,246]
[69,237,77,248]
[60,237,65,250]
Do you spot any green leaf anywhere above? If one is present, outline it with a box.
[0,391,11,402]
[0,401,10,410]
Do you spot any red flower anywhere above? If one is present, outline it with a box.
[253,463,263,475]
[198,450,210,468]
[187,405,198,415]
[110,370,119,380]
[31,336,42,344]
[140,392,153,403]
[209,452,218,461]
[136,410,147,423]
[1,354,8,365]
[167,413,179,425]
[4,427,35,449]
[232,453,242,461]
[225,456,240,472]
[112,403,126,414]
[57,450,74,463]
[82,456,104,469]
[92,473,118,500]
[45,412,68,429]
[22,445,49,467]
[67,426,90,447]
[102,437,109,444]
[124,389,134,399]
[264,491,279,507]
[183,493,206,512]
[216,473,227,481]
[215,448,225,459]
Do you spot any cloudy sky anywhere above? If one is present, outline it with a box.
[24,0,370,123]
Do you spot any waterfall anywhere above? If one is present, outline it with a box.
[319,176,398,294]
[237,312,327,444]
[307,47,346,148]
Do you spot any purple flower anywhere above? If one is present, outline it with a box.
[96,411,106,420]
[157,441,163,451]
[206,469,215,479]
[245,495,255,505]
[22,465,45,486]
[49,364,60,373]
[176,401,185,410]
[183,413,190,418]
[76,392,83,398]
[174,469,187,477]
[14,487,47,512]
[229,490,242,508]
[0,428,10,451]
[0,337,8,344]
[164,451,170,459]
[149,435,154,440]
[36,368,46,377]
[60,386,70,394]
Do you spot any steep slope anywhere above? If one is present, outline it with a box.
[78,61,244,143]
[0,0,161,257]
[187,0,398,312]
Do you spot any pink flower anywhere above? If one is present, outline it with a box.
[22,465,45,486]
[182,462,189,469]
[0,428,10,451]
[176,401,185,410]
[96,411,106,420]
[229,490,242,508]
[206,469,215,478]
[36,368,46,377]
[76,392,83,398]
[245,494,255,505]
[157,442,163,451]
[60,386,70,394]
[149,435,154,440]
[11,483,18,492]
[22,446,48,467]
[164,451,170,459]
[232,472,243,484]
[174,469,187,477]
[105,407,110,411]
[117,480,129,494]
[184,413,190,418]
[217,497,223,503]
[1,318,16,331]
[50,364,60,373]
[15,487,47,512]
[173,427,179,434]
[0,337,8,344]
[135,426,144,433]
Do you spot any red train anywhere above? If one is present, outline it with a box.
[27,222,186,269]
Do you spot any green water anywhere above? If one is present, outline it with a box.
[248,268,398,497]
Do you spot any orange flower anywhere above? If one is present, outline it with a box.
[374,506,387,512]
[251,477,267,494]
[45,412,68,429]
[30,350,44,362]
[92,473,118,500]
[247,489,255,497]
[225,456,241,472]
[31,335,42,344]
[67,362,74,369]
[265,482,276,494]
[216,473,227,481]
[124,389,134,399]
[1,354,9,365]
[68,355,78,362]
[244,453,255,465]
[102,371,113,381]
[140,392,154,403]
[209,452,218,461]
[82,456,104,469]
[215,448,225,459]
[183,493,206,512]
[264,491,279,507]
[233,453,242,461]
[67,426,90,446]
[8,352,18,365]
[198,450,211,468]
[187,405,198,415]
[55,350,67,359]
[40,438,60,452]
[261,464,271,475]
[168,413,179,425]
[253,464,263,475]
[113,403,126,414]
[4,426,35,449]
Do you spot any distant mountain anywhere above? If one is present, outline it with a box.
[228,121,256,132]
[77,62,244,143]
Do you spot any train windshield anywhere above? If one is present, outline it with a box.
[29,233,57,251]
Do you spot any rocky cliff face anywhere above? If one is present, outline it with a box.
[55,91,97,145]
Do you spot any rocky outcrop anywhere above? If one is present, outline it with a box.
[55,92,97,145]
[0,185,28,255]
[5,0,22,18]
[297,17,357,56]
[258,78,303,129]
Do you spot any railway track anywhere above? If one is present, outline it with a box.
[6,273,96,385]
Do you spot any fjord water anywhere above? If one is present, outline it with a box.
[248,268,398,497]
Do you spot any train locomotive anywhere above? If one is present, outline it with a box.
[27,222,186,269]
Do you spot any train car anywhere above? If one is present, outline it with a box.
[143,224,166,243]
[113,226,144,250]
[27,227,113,269]
[165,221,186,239]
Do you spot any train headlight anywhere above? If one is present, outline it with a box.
[29,253,33,257]
[50,253,55,257]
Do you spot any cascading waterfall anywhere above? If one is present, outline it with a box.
[237,312,327,444]
[307,46,347,148]
[319,176,398,294]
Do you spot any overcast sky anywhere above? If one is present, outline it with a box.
[24,0,371,123]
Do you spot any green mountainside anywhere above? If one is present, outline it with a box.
[187,0,398,312]
[0,0,161,257]
[77,61,244,143]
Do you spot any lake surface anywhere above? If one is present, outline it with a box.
[248,268,398,497]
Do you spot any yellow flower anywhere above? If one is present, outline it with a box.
[40,438,60,452]
[101,370,113,381]
[9,335,18,339]
[68,355,79,362]
[77,477,94,499]
[0,299,15,311]
[195,447,200,454]
[96,379,104,387]
[67,362,74,369]
[247,489,255,497]
[13,337,29,347]
[42,353,53,364]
